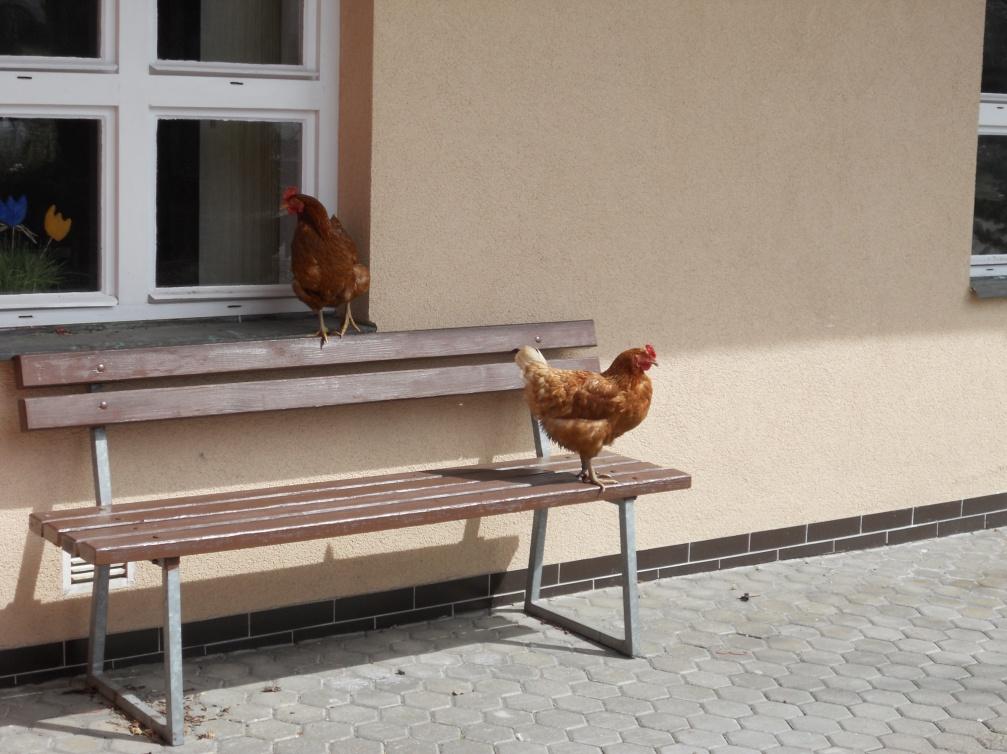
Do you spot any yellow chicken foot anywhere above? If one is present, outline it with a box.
[579,456,615,489]
[337,303,362,337]
[313,310,329,345]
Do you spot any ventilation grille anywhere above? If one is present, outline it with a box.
[63,553,130,594]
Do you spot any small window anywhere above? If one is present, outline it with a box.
[972,0,1007,294]
[973,136,1007,259]
[155,119,301,288]
[0,117,101,296]
[157,0,303,66]
[0,0,100,58]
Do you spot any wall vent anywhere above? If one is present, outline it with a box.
[62,552,131,595]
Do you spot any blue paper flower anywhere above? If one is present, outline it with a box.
[0,195,27,228]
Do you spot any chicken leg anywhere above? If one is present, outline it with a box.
[579,455,616,489]
[337,302,362,337]
[313,310,329,345]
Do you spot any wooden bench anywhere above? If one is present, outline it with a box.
[17,320,691,746]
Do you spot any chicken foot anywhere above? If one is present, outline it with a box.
[337,302,362,337]
[312,310,330,345]
[579,455,616,489]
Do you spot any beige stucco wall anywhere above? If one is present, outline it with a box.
[2,0,1002,650]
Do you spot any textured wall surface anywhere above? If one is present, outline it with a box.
[1,0,1001,649]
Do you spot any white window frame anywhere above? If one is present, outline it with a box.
[0,0,118,73]
[0,0,338,329]
[974,98,1007,278]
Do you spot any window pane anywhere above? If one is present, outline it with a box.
[0,118,99,294]
[984,0,1007,94]
[157,0,302,66]
[0,1,99,58]
[156,119,301,287]
[973,136,1007,255]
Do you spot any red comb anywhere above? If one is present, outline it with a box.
[282,186,299,200]
[645,344,656,358]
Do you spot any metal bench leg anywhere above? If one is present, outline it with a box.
[162,557,184,745]
[87,557,185,746]
[87,565,111,679]
[524,497,640,657]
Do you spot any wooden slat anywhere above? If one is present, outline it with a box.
[15,320,597,387]
[43,457,653,552]
[20,357,600,430]
[66,459,691,564]
[33,454,634,543]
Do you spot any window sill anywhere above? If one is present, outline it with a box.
[0,313,377,362]
[971,264,1007,298]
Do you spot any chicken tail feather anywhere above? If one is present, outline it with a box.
[515,345,548,374]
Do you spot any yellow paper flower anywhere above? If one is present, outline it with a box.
[44,204,71,242]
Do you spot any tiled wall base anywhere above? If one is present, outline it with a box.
[3,491,1005,688]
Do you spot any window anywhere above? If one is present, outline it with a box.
[0,0,338,327]
[974,0,1007,292]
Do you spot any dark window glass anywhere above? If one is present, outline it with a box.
[156,119,301,287]
[985,0,1007,93]
[0,118,99,294]
[157,0,302,65]
[0,1,99,58]
[973,136,1007,255]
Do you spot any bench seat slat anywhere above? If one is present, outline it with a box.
[15,320,597,387]
[30,452,618,536]
[21,357,599,430]
[37,456,649,547]
[46,458,656,551]
[81,469,688,564]
[67,465,667,559]
[36,454,690,564]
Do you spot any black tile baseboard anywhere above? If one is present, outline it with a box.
[3,489,1006,688]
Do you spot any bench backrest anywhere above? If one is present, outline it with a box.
[16,320,599,431]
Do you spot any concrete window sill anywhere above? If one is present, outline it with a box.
[0,314,377,361]
[971,274,1007,298]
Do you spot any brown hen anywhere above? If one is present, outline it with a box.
[282,187,370,344]
[515,344,657,488]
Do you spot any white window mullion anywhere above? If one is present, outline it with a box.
[316,0,338,213]
[115,0,157,310]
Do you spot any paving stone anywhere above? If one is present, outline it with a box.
[544,744,602,754]
[738,713,791,734]
[789,714,843,736]
[671,727,727,747]
[328,741,384,754]
[512,724,567,745]
[9,531,1007,753]
[828,728,884,750]
[355,720,409,741]
[496,743,550,754]
[301,720,354,741]
[555,695,604,714]
[724,727,780,749]
[433,706,484,727]
[216,736,272,754]
[246,718,300,741]
[776,729,831,749]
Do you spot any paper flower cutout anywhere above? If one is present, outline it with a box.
[0,195,27,228]
[44,204,71,242]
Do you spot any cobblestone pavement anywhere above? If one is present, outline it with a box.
[3,529,1007,753]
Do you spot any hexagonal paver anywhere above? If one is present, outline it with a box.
[7,530,1007,753]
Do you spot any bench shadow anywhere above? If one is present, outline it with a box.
[0,511,624,748]
[7,600,615,745]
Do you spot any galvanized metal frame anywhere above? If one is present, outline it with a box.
[523,416,641,657]
[84,385,185,746]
